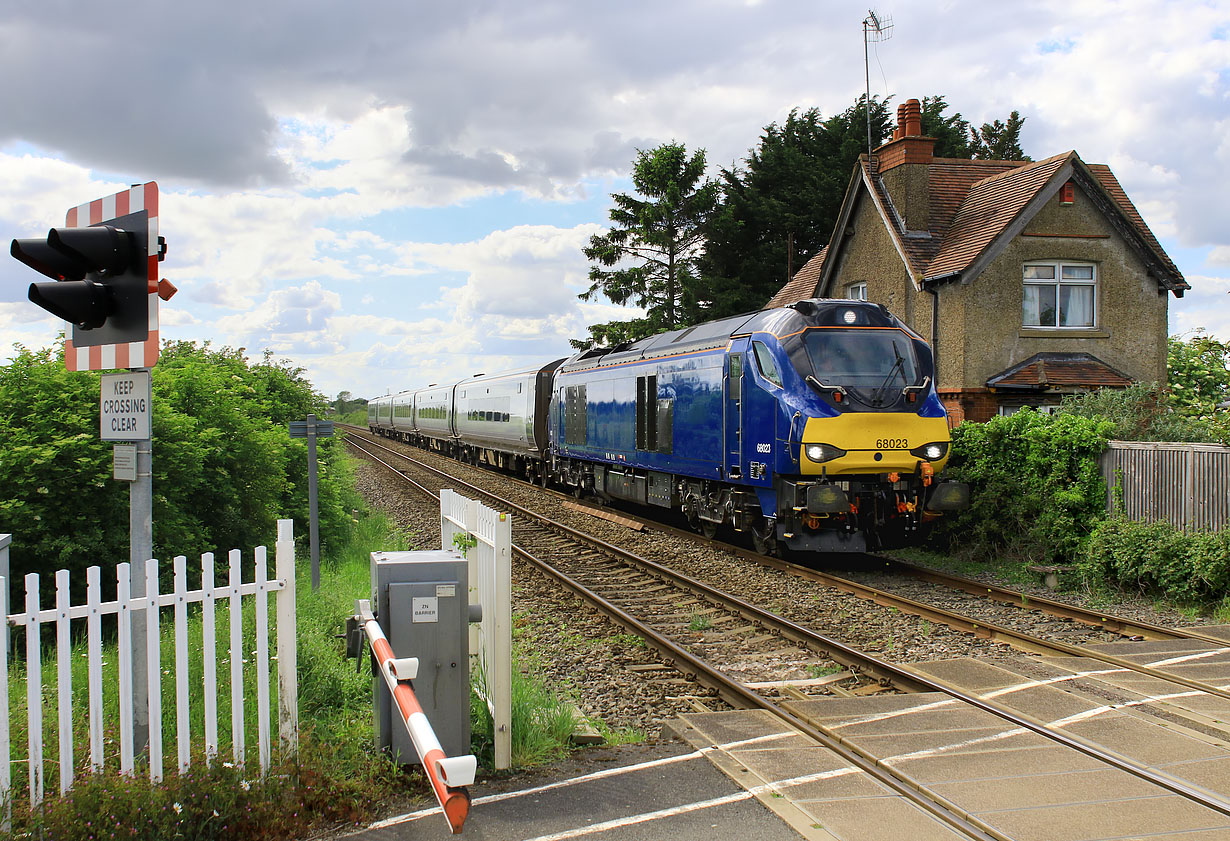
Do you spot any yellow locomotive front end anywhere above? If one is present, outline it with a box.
[798,412,953,476]
[767,299,968,554]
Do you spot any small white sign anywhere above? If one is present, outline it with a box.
[436,584,456,598]
[412,596,439,623]
[113,444,137,481]
[100,371,151,441]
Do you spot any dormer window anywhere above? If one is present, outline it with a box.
[846,281,867,301]
[1023,262,1096,328]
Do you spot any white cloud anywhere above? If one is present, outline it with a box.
[1171,273,1230,342]
[2,0,1227,399]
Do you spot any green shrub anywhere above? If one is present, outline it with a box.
[1058,382,1220,443]
[0,341,362,597]
[1079,517,1230,603]
[932,409,1112,563]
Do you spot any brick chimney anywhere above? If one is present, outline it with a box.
[875,98,933,231]
[879,99,933,171]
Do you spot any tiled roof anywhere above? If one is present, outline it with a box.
[1086,164,1184,281]
[986,353,1134,391]
[925,153,1071,280]
[765,148,1186,307]
[764,246,826,309]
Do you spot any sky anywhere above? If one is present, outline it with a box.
[1,0,1227,401]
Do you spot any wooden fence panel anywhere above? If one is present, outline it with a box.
[1101,441,1230,531]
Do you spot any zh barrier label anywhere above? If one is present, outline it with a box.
[100,371,151,441]
[412,596,439,623]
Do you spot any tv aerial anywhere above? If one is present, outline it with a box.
[863,10,894,159]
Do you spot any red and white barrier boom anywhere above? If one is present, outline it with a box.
[356,599,476,834]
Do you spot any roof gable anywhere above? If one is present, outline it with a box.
[767,149,1188,307]
[765,246,826,309]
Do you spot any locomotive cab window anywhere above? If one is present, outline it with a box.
[752,341,782,388]
[800,329,919,389]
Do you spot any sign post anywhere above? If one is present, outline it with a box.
[100,367,154,755]
[289,415,334,591]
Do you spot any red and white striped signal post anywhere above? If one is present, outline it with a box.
[61,182,167,371]
[9,181,173,758]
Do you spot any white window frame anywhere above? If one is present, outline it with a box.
[999,403,1060,417]
[846,281,867,301]
[1022,261,1097,329]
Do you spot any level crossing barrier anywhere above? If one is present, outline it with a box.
[440,489,512,769]
[355,598,475,834]
[0,521,299,828]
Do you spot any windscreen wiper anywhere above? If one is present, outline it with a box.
[871,342,906,406]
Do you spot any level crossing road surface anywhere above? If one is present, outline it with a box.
[337,629,1230,841]
[338,740,809,841]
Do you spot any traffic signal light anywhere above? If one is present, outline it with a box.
[11,210,151,347]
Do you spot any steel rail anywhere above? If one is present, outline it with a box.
[544,492,1230,702]
[878,557,1230,646]
[342,435,1004,841]
[345,431,1230,820]
[346,426,1230,699]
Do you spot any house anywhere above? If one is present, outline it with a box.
[766,98,1189,423]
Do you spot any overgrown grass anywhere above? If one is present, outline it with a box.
[470,650,577,770]
[4,507,411,839]
[5,482,606,838]
[887,546,1039,588]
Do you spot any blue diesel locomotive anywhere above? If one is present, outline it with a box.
[369,299,967,555]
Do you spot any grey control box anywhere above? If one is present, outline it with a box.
[370,550,470,764]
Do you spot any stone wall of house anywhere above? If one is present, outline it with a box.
[827,189,932,342]
[943,182,1170,390]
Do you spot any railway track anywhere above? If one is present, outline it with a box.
[342,424,1230,695]
[342,426,1230,829]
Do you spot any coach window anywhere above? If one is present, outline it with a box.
[752,341,783,388]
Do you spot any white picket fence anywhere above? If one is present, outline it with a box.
[0,520,299,822]
[439,489,512,770]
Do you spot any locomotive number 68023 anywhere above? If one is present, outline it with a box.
[876,438,909,449]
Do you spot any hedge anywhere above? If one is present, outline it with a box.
[1079,516,1230,603]
[930,409,1113,564]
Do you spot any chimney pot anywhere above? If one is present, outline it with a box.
[904,98,922,138]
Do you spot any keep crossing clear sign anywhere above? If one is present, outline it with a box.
[100,370,152,441]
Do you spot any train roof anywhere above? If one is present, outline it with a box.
[559,299,904,372]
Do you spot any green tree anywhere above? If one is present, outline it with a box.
[576,142,719,347]
[1166,331,1230,441]
[970,110,1030,160]
[699,97,894,320]
[920,95,973,158]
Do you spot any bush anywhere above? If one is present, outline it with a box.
[932,409,1113,564]
[1080,517,1230,603]
[1058,382,1220,443]
[0,341,362,597]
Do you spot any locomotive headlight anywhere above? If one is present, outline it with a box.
[910,441,949,461]
[805,443,846,463]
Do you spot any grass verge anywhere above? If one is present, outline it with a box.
[6,475,611,838]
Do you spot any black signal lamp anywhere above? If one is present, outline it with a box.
[10,212,150,346]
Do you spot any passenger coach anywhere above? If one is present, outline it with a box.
[369,299,967,556]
